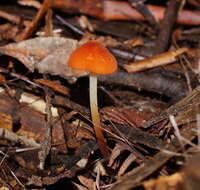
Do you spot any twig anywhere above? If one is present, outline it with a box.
[98,70,187,100]
[51,0,200,25]
[142,85,200,129]
[18,0,52,40]
[169,115,185,150]
[169,115,196,148]
[56,15,85,36]
[109,123,197,190]
[0,10,20,24]
[128,0,159,30]
[154,0,181,54]
[0,128,40,147]
[38,77,53,170]
[123,48,188,73]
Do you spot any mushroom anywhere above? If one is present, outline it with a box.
[68,41,117,157]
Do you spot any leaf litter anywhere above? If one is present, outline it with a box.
[0,37,88,80]
[0,1,200,190]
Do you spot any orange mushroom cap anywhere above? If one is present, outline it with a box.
[68,41,117,75]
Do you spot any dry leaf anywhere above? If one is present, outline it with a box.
[123,37,144,47]
[93,161,107,176]
[78,15,94,32]
[118,153,137,176]
[124,48,188,73]
[17,0,41,9]
[101,106,157,128]
[143,173,183,190]
[34,78,70,95]
[0,187,9,190]
[73,182,89,190]
[78,175,96,190]
[108,143,143,175]
[108,143,124,168]
[0,10,20,24]
[0,37,88,80]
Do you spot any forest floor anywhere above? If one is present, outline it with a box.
[0,0,200,190]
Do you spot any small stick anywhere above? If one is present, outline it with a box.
[154,0,182,54]
[124,48,188,73]
[128,0,159,30]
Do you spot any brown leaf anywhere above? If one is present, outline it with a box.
[26,170,75,186]
[108,143,124,168]
[118,153,137,176]
[101,106,157,128]
[78,175,96,190]
[108,143,144,172]
[73,182,89,190]
[0,10,21,24]
[34,78,70,95]
[17,0,41,9]
[0,37,88,80]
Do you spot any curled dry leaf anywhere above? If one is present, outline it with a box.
[77,175,96,190]
[0,37,88,81]
[17,0,42,9]
[118,153,137,176]
[124,47,188,73]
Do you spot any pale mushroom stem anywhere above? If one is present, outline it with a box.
[89,73,109,157]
